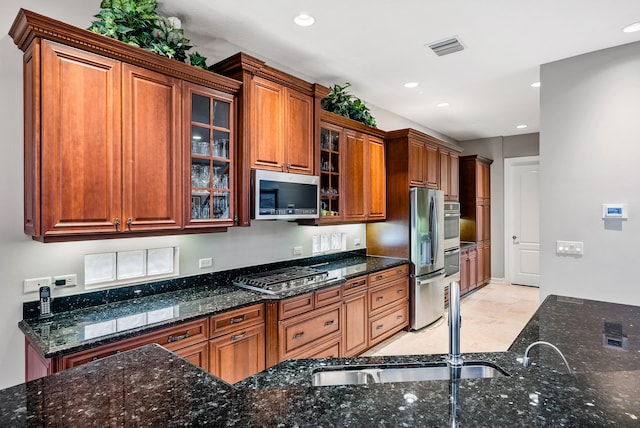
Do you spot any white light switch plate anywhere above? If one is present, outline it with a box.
[556,240,584,255]
[321,234,330,252]
[312,235,320,254]
[331,233,341,250]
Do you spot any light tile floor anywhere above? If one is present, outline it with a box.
[363,281,540,357]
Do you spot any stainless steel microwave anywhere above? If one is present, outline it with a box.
[252,170,320,220]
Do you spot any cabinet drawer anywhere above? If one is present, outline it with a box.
[210,303,265,338]
[369,278,408,314]
[60,318,209,369]
[368,265,408,288]
[279,293,314,319]
[315,285,342,308]
[369,302,408,345]
[280,303,341,358]
[342,275,368,296]
[291,338,341,360]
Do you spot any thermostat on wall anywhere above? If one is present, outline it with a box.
[602,203,628,219]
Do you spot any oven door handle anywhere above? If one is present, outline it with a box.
[445,248,460,255]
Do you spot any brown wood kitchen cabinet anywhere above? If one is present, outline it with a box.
[208,304,265,384]
[460,155,493,288]
[307,110,387,224]
[265,284,343,367]
[342,276,369,357]
[440,148,460,202]
[211,53,317,227]
[10,10,241,241]
[367,265,409,347]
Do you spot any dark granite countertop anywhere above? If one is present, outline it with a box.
[20,252,407,358]
[4,295,640,426]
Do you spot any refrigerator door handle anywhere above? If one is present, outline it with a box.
[430,195,439,266]
[417,269,446,284]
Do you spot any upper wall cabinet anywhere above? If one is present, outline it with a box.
[385,129,462,202]
[211,53,317,226]
[9,9,241,241]
[302,109,387,225]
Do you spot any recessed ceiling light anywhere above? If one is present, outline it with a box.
[294,13,315,27]
[516,124,528,129]
[623,22,640,33]
[404,82,419,88]
[531,81,541,88]
[437,102,450,107]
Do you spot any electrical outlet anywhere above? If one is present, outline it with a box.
[199,257,213,268]
[24,277,51,294]
[53,274,77,287]
[331,233,341,250]
[354,238,361,247]
[312,235,320,254]
[292,246,303,256]
[556,240,584,255]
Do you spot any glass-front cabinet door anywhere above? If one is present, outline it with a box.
[319,122,342,222]
[184,82,235,228]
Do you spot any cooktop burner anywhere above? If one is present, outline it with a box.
[233,266,336,295]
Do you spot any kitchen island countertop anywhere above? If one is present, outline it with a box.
[3,294,640,426]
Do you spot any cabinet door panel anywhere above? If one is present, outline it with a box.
[122,64,182,230]
[367,136,386,220]
[449,153,459,201]
[440,151,450,198]
[408,139,426,187]
[174,342,209,370]
[209,323,265,384]
[40,40,122,235]
[343,291,368,356]
[251,77,283,170]
[344,131,366,221]
[285,89,313,174]
[425,144,439,188]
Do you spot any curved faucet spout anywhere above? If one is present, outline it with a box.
[523,341,573,375]
[447,281,463,368]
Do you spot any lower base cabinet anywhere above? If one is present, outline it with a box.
[342,289,368,357]
[209,323,265,384]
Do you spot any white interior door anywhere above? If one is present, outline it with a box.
[505,156,540,286]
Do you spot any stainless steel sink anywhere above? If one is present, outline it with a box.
[311,362,508,386]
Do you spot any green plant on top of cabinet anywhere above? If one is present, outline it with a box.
[184,82,236,228]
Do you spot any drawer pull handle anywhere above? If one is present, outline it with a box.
[376,324,384,330]
[293,332,305,340]
[376,296,384,301]
[167,331,189,343]
[230,315,246,324]
[348,280,365,289]
[396,315,403,320]
[324,320,335,327]
[376,275,383,280]
[397,289,404,294]
[396,269,403,274]
[231,332,247,341]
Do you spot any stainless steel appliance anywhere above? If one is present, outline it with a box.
[232,263,363,296]
[252,169,320,220]
[410,188,446,330]
[444,247,461,278]
[444,202,461,251]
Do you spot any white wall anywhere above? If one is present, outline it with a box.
[0,0,369,389]
[540,41,640,304]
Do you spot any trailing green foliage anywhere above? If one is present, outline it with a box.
[88,0,208,68]
[321,83,377,127]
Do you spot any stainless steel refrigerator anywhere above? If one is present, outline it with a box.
[409,188,446,330]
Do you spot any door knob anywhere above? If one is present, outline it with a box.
[512,235,518,240]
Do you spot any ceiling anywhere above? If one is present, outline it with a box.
[157,0,640,142]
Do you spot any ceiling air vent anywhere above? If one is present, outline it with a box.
[427,37,464,56]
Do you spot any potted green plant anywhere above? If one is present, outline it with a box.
[321,83,377,127]
[88,0,208,68]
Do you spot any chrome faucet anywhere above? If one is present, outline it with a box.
[447,281,463,368]
[522,341,573,375]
